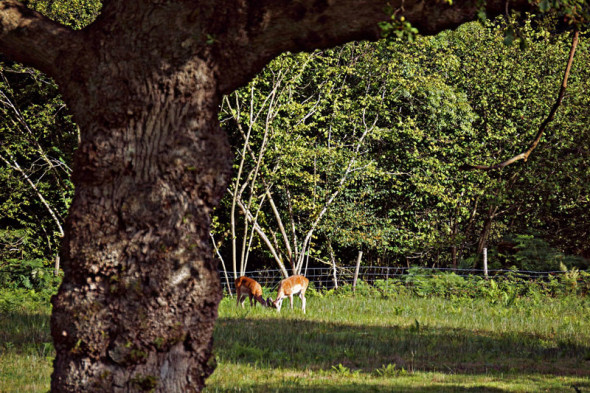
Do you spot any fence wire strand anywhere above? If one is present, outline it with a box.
[221,265,575,294]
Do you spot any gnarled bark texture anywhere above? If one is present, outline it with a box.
[0,0,533,391]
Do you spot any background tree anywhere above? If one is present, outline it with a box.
[213,17,589,274]
[215,45,390,278]
[0,0,99,283]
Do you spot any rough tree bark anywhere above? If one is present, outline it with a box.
[0,0,533,391]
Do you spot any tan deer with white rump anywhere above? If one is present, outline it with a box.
[235,276,268,308]
[269,275,309,313]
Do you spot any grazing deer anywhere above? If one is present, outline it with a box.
[235,276,268,308]
[269,275,309,313]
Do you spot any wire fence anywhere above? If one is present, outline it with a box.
[0,264,581,295]
[220,265,576,294]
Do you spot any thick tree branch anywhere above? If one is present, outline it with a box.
[216,0,533,93]
[463,30,579,171]
[0,0,78,77]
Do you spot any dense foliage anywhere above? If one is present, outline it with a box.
[1,9,589,289]
[213,17,590,276]
[0,0,101,282]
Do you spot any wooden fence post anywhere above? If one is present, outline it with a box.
[54,254,60,277]
[352,251,363,293]
[483,247,488,279]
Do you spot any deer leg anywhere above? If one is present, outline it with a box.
[299,292,306,314]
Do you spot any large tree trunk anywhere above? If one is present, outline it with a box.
[50,55,231,391]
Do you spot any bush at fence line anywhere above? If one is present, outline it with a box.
[373,278,407,297]
[327,282,355,297]
[325,281,381,297]
[322,279,407,298]
[551,267,590,297]
[500,234,590,272]
[399,267,589,300]
[559,263,583,293]
[0,287,54,313]
[479,278,510,305]
[305,281,323,298]
[0,258,62,292]
[403,268,471,299]
[353,280,383,297]
[311,270,589,301]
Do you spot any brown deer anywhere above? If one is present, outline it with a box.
[269,275,309,313]
[235,276,268,308]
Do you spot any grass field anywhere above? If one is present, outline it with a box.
[1,289,589,392]
[0,291,53,393]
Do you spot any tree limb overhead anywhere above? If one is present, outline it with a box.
[215,0,534,93]
[0,0,79,77]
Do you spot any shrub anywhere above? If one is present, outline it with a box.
[496,234,589,271]
[0,259,61,292]
[405,267,472,298]
[0,287,53,313]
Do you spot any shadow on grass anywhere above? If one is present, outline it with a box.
[0,311,52,355]
[214,317,590,377]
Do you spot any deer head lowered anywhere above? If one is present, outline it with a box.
[235,276,269,308]
[268,275,309,313]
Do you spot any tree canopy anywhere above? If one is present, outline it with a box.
[210,18,589,278]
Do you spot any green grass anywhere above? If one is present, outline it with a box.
[0,290,54,393]
[1,289,589,392]
[206,293,590,392]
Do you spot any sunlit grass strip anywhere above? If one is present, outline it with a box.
[218,293,590,347]
[0,353,52,393]
[205,363,590,393]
